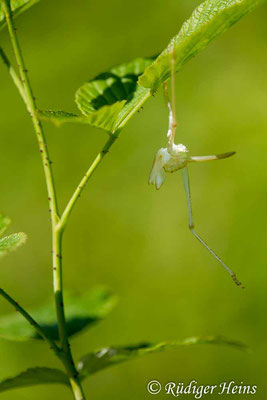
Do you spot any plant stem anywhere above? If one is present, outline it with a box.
[59,131,120,230]
[52,227,77,377]
[69,377,87,400]
[1,1,58,224]
[0,47,27,104]
[0,288,62,356]
[2,1,85,398]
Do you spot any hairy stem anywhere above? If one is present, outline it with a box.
[59,131,120,230]
[2,1,85,398]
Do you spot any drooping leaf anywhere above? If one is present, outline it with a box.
[39,103,126,132]
[0,0,39,31]
[0,232,27,258]
[0,214,11,236]
[0,287,117,341]
[78,336,247,378]
[139,0,267,89]
[39,0,265,135]
[0,367,69,393]
[40,57,153,133]
[75,57,153,132]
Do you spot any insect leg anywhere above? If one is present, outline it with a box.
[164,45,177,152]
[190,152,235,163]
[181,167,244,288]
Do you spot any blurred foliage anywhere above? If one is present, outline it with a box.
[0,337,245,393]
[78,336,247,379]
[0,287,117,341]
[0,0,267,399]
[0,367,69,393]
[0,214,26,258]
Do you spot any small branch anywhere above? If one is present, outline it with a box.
[0,288,61,357]
[59,131,120,231]
[0,47,27,105]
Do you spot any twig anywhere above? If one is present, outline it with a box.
[0,288,61,357]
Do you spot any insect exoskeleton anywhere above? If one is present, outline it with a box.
[148,44,243,288]
[164,143,190,173]
[148,143,190,189]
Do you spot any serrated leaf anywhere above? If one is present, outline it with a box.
[0,214,11,236]
[78,336,247,378]
[75,57,153,132]
[139,0,267,89]
[0,367,69,393]
[40,0,265,134]
[38,110,103,127]
[0,0,39,31]
[39,103,126,132]
[0,232,27,258]
[40,57,153,133]
[0,287,117,341]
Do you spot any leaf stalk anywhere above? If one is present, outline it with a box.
[59,130,120,231]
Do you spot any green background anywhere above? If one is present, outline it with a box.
[0,0,267,398]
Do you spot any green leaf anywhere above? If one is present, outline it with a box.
[0,287,117,341]
[139,0,267,89]
[0,0,39,31]
[39,103,126,132]
[40,0,265,134]
[0,367,69,393]
[78,336,247,378]
[0,232,27,258]
[40,57,153,133]
[0,214,26,258]
[0,214,11,236]
[38,110,104,127]
[75,57,154,132]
